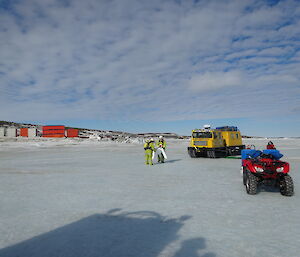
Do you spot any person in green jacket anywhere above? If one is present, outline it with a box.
[156,136,167,163]
[144,138,155,165]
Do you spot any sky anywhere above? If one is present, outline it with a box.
[0,0,300,137]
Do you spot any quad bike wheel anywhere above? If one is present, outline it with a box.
[242,168,247,185]
[245,171,258,195]
[279,175,294,196]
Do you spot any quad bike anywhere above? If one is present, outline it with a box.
[241,149,294,196]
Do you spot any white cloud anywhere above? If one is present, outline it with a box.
[188,71,243,91]
[0,0,299,122]
[224,49,258,60]
[257,47,292,57]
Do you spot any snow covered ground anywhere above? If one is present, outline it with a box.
[0,138,299,257]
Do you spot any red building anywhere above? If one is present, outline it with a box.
[20,128,28,137]
[42,125,65,138]
[66,128,79,137]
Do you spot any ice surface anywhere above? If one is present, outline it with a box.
[0,138,299,257]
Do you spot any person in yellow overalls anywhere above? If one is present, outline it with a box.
[144,138,155,165]
[156,136,167,163]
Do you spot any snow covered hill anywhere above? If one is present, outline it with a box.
[0,120,182,142]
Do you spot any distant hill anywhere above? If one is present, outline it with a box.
[0,120,182,139]
[0,120,38,128]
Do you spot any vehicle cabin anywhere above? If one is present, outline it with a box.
[188,126,244,158]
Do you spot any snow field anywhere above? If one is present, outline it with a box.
[0,138,299,257]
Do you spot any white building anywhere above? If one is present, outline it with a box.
[6,127,17,137]
[28,128,37,138]
[0,127,5,137]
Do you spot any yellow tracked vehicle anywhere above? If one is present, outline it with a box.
[187,125,245,158]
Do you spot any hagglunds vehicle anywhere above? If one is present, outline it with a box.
[187,125,245,158]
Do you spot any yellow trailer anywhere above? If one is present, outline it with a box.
[187,126,245,158]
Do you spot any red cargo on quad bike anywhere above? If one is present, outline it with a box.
[241,149,294,196]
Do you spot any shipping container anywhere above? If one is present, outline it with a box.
[43,130,65,134]
[43,125,65,129]
[20,128,28,137]
[6,127,17,137]
[43,134,65,138]
[66,129,79,137]
[43,125,65,137]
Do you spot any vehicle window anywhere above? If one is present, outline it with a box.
[192,132,212,138]
[236,134,239,138]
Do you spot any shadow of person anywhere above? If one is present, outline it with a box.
[0,210,191,257]
[165,159,182,163]
[173,238,216,257]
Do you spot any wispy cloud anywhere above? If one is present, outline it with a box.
[188,71,242,91]
[0,0,299,123]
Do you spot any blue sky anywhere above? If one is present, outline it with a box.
[0,0,299,136]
